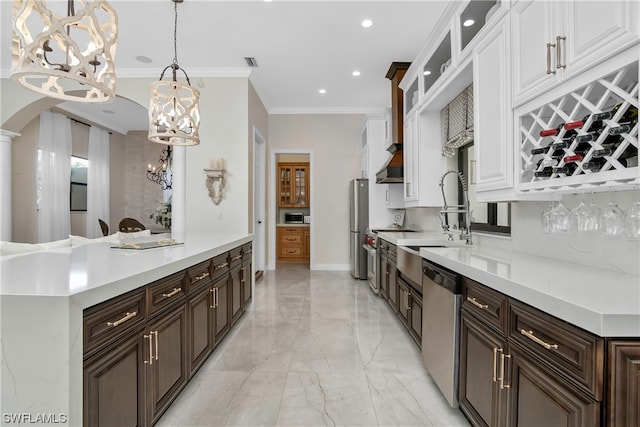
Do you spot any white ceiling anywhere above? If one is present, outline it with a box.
[1,0,450,133]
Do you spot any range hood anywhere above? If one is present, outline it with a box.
[376,62,410,184]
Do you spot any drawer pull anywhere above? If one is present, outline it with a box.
[285,237,297,241]
[520,329,558,350]
[467,296,489,310]
[162,287,182,298]
[244,249,252,255]
[231,255,243,261]
[194,272,210,282]
[107,311,137,327]
[216,262,229,270]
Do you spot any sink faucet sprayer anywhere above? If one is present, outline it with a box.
[438,170,472,245]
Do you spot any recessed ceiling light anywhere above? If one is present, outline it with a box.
[352,71,361,77]
[361,19,373,28]
[135,55,152,64]
[423,70,432,76]
[463,19,475,27]
[318,89,327,94]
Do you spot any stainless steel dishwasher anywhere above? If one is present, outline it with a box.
[421,258,461,408]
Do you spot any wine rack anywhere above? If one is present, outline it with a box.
[518,60,638,193]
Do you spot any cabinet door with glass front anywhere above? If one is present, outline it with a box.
[278,163,309,207]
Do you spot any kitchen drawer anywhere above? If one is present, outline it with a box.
[186,260,213,294]
[83,288,146,357]
[229,246,243,267]
[280,246,303,257]
[462,277,508,335]
[146,271,186,318]
[280,233,303,245]
[242,243,252,264]
[211,253,230,280]
[508,299,604,400]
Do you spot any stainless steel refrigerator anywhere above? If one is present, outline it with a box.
[349,178,369,279]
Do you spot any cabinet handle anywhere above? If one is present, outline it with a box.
[231,255,242,261]
[107,311,137,327]
[162,287,182,298]
[153,331,159,361]
[499,353,511,389]
[492,348,499,382]
[194,272,209,282]
[144,334,154,365]
[466,296,489,310]
[546,42,556,74]
[244,249,252,255]
[556,35,566,69]
[210,288,215,309]
[216,262,229,270]
[215,287,219,308]
[520,329,558,350]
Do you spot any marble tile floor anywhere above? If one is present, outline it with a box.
[156,266,470,427]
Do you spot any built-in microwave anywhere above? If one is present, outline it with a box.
[284,212,304,224]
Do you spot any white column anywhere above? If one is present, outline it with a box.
[0,129,20,241]
[171,146,186,235]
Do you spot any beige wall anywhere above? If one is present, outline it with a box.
[11,117,38,243]
[268,114,364,269]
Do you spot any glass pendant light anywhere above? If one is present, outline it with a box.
[11,0,118,103]
[148,0,200,146]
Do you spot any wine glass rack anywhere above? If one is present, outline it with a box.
[518,60,638,193]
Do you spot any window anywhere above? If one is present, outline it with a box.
[459,143,511,235]
[70,156,88,211]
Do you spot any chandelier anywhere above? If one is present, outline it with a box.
[148,0,200,146]
[147,145,173,190]
[11,0,118,103]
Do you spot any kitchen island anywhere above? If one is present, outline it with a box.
[0,232,252,426]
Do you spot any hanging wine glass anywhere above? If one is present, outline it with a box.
[569,195,592,232]
[587,192,601,232]
[550,198,570,233]
[598,191,624,236]
[541,201,554,234]
[623,188,640,239]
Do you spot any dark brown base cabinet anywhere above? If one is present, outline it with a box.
[397,277,423,349]
[83,242,252,427]
[459,276,639,427]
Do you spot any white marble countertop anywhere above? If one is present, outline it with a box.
[376,231,640,336]
[415,245,639,337]
[276,223,310,227]
[377,231,467,247]
[1,232,252,308]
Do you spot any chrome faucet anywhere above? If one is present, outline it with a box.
[438,170,472,245]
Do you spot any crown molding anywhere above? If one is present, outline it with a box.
[269,106,385,115]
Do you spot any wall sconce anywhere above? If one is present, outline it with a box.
[204,158,226,205]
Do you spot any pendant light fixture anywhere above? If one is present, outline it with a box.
[11,0,118,103]
[148,0,200,146]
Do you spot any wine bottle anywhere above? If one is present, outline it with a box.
[534,167,554,177]
[574,131,600,143]
[593,143,637,159]
[564,116,603,131]
[551,136,575,149]
[591,104,638,122]
[530,147,548,155]
[582,158,607,172]
[563,154,583,163]
[553,163,578,175]
[608,119,637,135]
[550,149,565,159]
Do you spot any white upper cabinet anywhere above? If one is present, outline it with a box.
[473,18,514,200]
[512,0,640,106]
